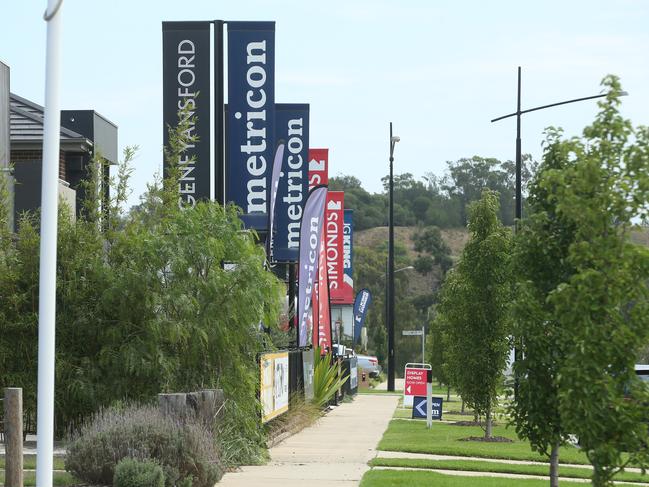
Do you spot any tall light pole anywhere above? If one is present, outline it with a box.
[387,122,400,392]
[491,66,628,395]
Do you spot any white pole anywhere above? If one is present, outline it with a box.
[421,326,425,364]
[37,1,63,486]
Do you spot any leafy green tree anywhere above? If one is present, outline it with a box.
[413,226,453,274]
[509,128,579,486]
[534,77,649,486]
[435,190,512,438]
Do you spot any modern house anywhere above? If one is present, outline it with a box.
[0,60,118,231]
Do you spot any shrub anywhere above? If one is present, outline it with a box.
[114,458,165,487]
[65,403,222,487]
[312,347,349,407]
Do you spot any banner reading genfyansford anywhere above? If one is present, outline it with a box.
[226,21,275,229]
[298,185,328,347]
[162,21,212,207]
[274,104,309,262]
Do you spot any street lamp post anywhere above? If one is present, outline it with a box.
[387,122,400,392]
[491,66,628,395]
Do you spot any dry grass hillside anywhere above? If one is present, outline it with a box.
[355,226,470,296]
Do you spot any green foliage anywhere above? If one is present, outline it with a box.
[312,347,349,407]
[0,106,283,464]
[66,403,222,487]
[434,190,512,437]
[114,458,165,487]
[514,76,649,486]
[329,155,535,231]
[413,226,453,274]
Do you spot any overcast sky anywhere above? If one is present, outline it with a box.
[2,0,648,208]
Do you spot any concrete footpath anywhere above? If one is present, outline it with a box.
[218,394,399,486]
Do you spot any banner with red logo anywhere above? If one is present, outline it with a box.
[325,191,345,303]
[315,238,332,353]
[308,148,328,190]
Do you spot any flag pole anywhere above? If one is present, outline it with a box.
[37,1,63,485]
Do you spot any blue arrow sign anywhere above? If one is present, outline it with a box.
[412,396,443,420]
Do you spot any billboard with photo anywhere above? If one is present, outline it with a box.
[260,351,289,422]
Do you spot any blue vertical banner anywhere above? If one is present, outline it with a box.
[162,21,212,206]
[226,22,275,229]
[341,209,354,303]
[353,289,372,345]
[274,104,310,262]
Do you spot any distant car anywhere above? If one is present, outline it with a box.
[357,355,382,378]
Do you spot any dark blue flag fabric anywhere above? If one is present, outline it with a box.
[297,185,328,347]
[353,288,372,345]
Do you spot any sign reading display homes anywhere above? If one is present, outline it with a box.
[162,21,212,207]
[274,104,309,262]
[226,21,276,229]
[260,351,289,422]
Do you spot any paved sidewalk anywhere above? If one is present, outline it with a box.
[218,394,398,486]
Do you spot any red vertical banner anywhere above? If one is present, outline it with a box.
[308,148,329,348]
[308,148,329,190]
[326,191,345,303]
[316,238,332,353]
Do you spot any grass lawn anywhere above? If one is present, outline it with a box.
[0,455,66,470]
[0,471,77,487]
[369,458,649,483]
[378,419,590,465]
[360,469,586,486]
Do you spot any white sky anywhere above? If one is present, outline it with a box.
[2,0,648,208]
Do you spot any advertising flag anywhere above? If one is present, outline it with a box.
[226,21,275,229]
[353,289,372,345]
[308,148,328,190]
[326,192,345,303]
[341,209,354,304]
[316,238,332,353]
[274,104,309,262]
[162,21,212,206]
[297,186,328,347]
[267,142,285,259]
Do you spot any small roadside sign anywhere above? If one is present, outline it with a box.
[403,364,430,406]
[402,330,424,336]
[412,396,443,420]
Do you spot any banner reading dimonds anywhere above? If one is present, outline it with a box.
[274,104,309,262]
[298,186,328,347]
[227,22,275,229]
[341,209,354,304]
[316,238,332,352]
[162,21,211,207]
[308,148,328,190]
[326,192,345,303]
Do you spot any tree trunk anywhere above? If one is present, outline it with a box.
[549,442,560,487]
[461,400,465,414]
[447,385,450,401]
[474,411,478,423]
[485,408,492,439]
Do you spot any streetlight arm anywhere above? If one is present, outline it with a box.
[491,91,626,123]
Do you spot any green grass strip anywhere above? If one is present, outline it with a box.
[378,419,590,465]
[370,457,649,483]
[0,455,66,471]
[360,469,587,486]
[0,471,77,487]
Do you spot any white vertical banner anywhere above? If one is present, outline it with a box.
[37,1,63,486]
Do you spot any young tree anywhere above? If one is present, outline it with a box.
[509,128,579,486]
[541,77,649,486]
[435,189,512,438]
